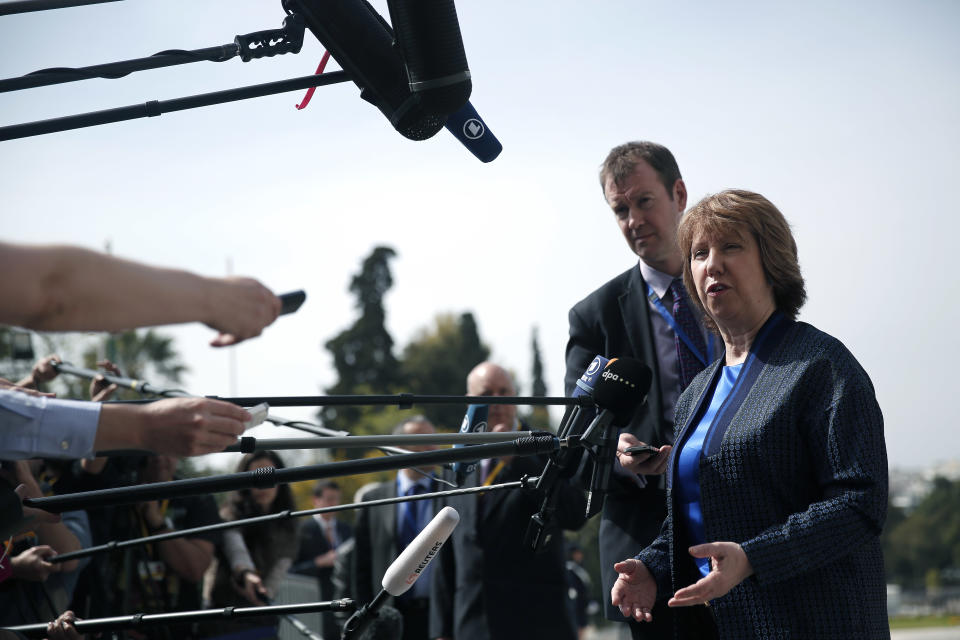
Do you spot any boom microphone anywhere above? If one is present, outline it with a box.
[386,0,471,116]
[342,506,460,639]
[284,0,445,140]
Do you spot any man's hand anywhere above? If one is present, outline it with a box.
[90,360,121,402]
[615,433,671,475]
[1,377,53,398]
[610,558,657,623]
[206,277,281,347]
[235,570,268,605]
[668,542,753,607]
[314,549,337,569]
[11,545,61,582]
[29,355,61,387]
[45,610,82,640]
[97,397,250,456]
[11,484,61,535]
[137,500,166,531]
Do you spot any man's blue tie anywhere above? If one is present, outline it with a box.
[670,278,708,389]
[399,484,426,551]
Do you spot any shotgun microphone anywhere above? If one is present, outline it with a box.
[342,506,460,639]
[284,0,445,140]
[386,0,471,116]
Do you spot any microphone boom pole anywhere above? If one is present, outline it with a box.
[26,435,562,513]
[0,71,351,142]
[0,0,122,16]
[52,361,346,437]
[215,393,598,408]
[50,477,538,564]
[2,600,355,638]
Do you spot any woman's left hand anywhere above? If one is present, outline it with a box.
[668,542,753,607]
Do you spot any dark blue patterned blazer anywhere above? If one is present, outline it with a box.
[637,314,890,639]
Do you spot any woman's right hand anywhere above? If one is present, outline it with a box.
[610,558,658,623]
[236,569,268,605]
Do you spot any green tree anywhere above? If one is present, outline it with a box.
[0,327,37,381]
[400,312,490,431]
[321,246,402,440]
[883,476,960,589]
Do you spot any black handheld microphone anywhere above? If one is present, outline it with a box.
[342,506,460,639]
[386,0,471,116]
[279,290,307,315]
[582,357,652,517]
[451,404,488,487]
[526,355,609,550]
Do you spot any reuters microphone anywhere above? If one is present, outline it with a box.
[342,506,460,639]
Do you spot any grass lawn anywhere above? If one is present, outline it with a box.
[890,616,960,629]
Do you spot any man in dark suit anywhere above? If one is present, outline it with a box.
[290,480,353,640]
[429,362,586,640]
[565,141,712,640]
[352,416,440,640]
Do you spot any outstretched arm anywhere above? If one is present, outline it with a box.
[0,242,281,346]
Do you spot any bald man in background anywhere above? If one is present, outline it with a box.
[429,362,586,640]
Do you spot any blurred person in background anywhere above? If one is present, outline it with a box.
[291,480,352,640]
[205,451,298,639]
[351,417,440,640]
[430,362,587,640]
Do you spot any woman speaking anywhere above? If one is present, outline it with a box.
[611,190,889,638]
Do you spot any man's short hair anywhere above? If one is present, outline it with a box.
[392,415,431,435]
[599,141,682,200]
[313,479,341,497]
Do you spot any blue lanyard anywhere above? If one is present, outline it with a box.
[646,282,714,366]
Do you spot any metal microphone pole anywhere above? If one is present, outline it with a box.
[0,71,351,142]
[2,600,355,638]
[52,361,348,438]
[214,393,598,408]
[53,361,191,397]
[0,0,122,16]
[26,435,563,513]
[95,431,536,457]
[50,477,539,564]
[0,14,306,93]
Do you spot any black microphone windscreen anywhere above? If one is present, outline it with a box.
[286,0,445,141]
[387,0,472,116]
[356,605,403,640]
[592,357,652,419]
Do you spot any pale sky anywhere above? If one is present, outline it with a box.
[1,0,957,471]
